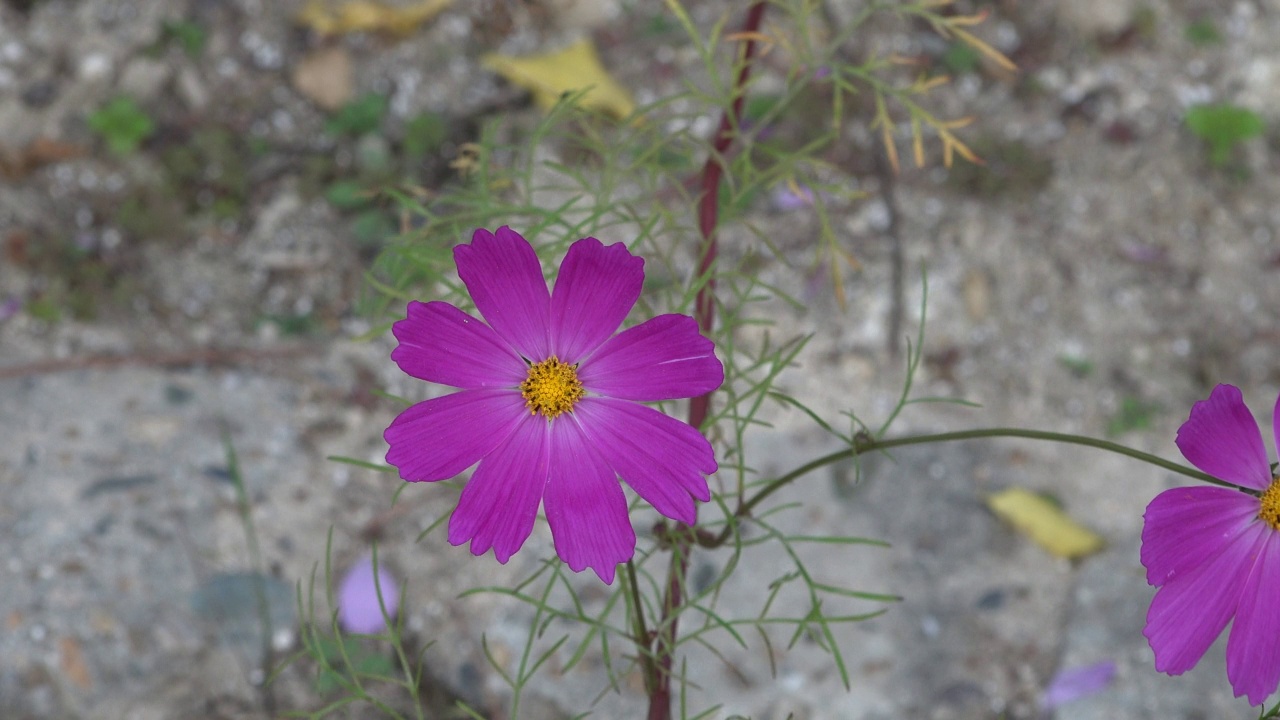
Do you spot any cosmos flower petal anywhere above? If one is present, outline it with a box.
[573,398,714,524]
[578,314,724,401]
[1226,532,1280,706]
[454,227,551,359]
[391,301,526,389]
[384,389,528,482]
[448,416,550,563]
[1144,523,1261,675]
[1175,384,1272,491]
[338,555,399,635]
[543,419,636,583]
[1140,486,1260,586]
[550,237,644,363]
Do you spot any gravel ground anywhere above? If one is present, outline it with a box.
[3,0,1279,718]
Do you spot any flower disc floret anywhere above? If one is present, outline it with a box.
[1259,477,1280,530]
[383,226,725,584]
[521,356,584,419]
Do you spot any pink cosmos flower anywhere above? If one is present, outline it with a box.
[1141,383,1280,706]
[384,227,723,583]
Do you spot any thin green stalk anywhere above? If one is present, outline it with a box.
[222,428,276,715]
[724,427,1225,545]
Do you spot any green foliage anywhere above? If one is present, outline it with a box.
[940,41,982,75]
[402,112,448,160]
[325,180,373,210]
[327,93,389,136]
[1185,18,1221,46]
[313,635,396,695]
[162,19,208,57]
[1185,103,1265,167]
[1057,354,1094,378]
[87,97,155,155]
[1107,396,1160,437]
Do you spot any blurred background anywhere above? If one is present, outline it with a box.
[2,0,1279,718]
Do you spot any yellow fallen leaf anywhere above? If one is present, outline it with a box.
[482,38,635,120]
[987,487,1104,559]
[297,0,452,37]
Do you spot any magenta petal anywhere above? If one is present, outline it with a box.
[573,398,714,524]
[1175,384,1272,491]
[385,389,527,481]
[454,227,551,360]
[447,416,549,563]
[1225,531,1280,705]
[578,314,724,401]
[391,301,526,389]
[543,419,636,583]
[338,555,399,634]
[1140,486,1260,586]
[1144,523,1260,675]
[549,237,644,364]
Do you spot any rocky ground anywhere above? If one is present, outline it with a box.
[2,0,1280,718]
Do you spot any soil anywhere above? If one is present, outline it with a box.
[2,1,1278,719]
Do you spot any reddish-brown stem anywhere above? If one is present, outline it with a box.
[646,4,767,719]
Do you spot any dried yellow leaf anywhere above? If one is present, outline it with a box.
[482,38,636,120]
[297,0,452,37]
[987,487,1105,559]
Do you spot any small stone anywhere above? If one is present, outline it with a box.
[1055,0,1134,38]
[175,66,209,111]
[291,45,352,111]
[20,80,58,108]
[78,53,113,82]
[118,57,172,102]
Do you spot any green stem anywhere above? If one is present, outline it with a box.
[730,427,1225,539]
[625,560,655,694]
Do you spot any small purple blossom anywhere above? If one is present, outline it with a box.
[338,554,399,634]
[1141,384,1280,706]
[1040,660,1116,710]
[0,296,21,322]
[771,183,816,212]
[384,227,723,583]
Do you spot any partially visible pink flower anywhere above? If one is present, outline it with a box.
[1141,384,1280,706]
[384,227,723,583]
[338,554,399,634]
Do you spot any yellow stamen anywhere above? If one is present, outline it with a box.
[1260,477,1280,531]
[520,356,583,419]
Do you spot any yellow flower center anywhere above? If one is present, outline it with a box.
[1260,476,1280,531]
[520,356,584,419]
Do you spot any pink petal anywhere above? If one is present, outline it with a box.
[1140,486,1260,586]
[572,398,714,524]
[1226,530,1280,705]
[1144,522,1261,675]
[447,415,550,563]
[549,237,644,364]
[391,301,526,389]
[578,314,724,401]
[1039,660,1116,710]
[338,554,399,634]
[385,389,528,481]
[454,227,551,360]
[1175,384,1272,491]
[543,418,636,583]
